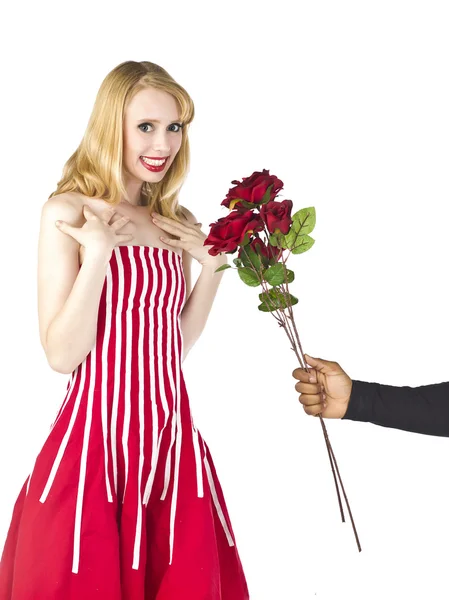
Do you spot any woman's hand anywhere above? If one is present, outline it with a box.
[292,354,353,419]
[55,205,134,254]
[151,212,224,267]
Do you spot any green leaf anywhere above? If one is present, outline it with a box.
[240,231,252,246]
[258,288,282,312]
[284,223,315,252]
[269,233,287,249]
[271,232,285,245]
[270,290,298,309]
[240,200,258,210]
[291,235,315,254]
[240,249,260,269]
[245,245,262,271]
[291,206,316,235]
[265,246,283,266]
[258,301,276,312]
[214,263,232,273]
[283,292,299,307]
[285,269,295,283]
[265,265,295,286]
[257,288,299,312]
[238,267,261,287]
[264,263,286,286]
[259,252,270,269]
[238,249,251,268]
[260,184,274,205]
[258,288,282,303]
[284,227,302,249]
[233,257,243,268]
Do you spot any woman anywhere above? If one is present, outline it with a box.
[293,353,449,437]
[0,60,249,599]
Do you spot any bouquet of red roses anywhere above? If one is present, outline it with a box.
[204,169,362,552]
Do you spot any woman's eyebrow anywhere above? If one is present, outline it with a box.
[137,118,182,123]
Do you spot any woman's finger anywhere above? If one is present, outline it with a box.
[83,205,98,219]
[101,205,116,223]
[117,233,135,243]
[110,215,131,230]
[159,235,181,247]
[156,219,200,246]
[152,214,196,235]
[152,217,178,233]
[55,220,75,236]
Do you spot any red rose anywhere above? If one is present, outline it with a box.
[245,237,283,261]
[259,200,293,235]
[221,169,284,211]
[205,210,265,256]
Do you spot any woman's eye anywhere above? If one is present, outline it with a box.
[138,122,183,133]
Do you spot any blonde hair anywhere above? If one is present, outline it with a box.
[49,61,195,223]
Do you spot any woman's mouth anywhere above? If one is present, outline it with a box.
[140,156,169,172]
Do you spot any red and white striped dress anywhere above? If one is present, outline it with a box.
[0,245,249,600]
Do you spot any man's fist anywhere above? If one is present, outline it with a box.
[292,354,353,419]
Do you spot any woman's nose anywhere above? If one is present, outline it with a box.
[151,131,171,152]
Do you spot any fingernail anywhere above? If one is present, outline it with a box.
[323,402,327,409]
[309,376,317,383]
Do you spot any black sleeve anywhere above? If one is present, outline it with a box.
[341,379,449,437]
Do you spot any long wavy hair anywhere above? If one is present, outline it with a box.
[48,61,195,223]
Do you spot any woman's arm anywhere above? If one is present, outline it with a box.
[343,379,449,437]
[38,195,112,374]
[179,256,228,361]
[177,206,228,362]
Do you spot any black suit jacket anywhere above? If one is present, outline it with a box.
[342,379,449,437]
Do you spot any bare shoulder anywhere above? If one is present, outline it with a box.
[39,192,86,259]
[41,192,84,224]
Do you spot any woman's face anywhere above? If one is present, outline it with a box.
[122,86,184,186]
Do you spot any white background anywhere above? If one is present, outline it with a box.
[1,1,449,599]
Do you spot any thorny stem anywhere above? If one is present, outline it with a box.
[282,310,362,552]
[275,240,307,367]
[318,416,362,552]
[228,253,343,533]
[279,254,361,549]
[268,228,347,524]
[286,328,346,521]
[237,223,361,552]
